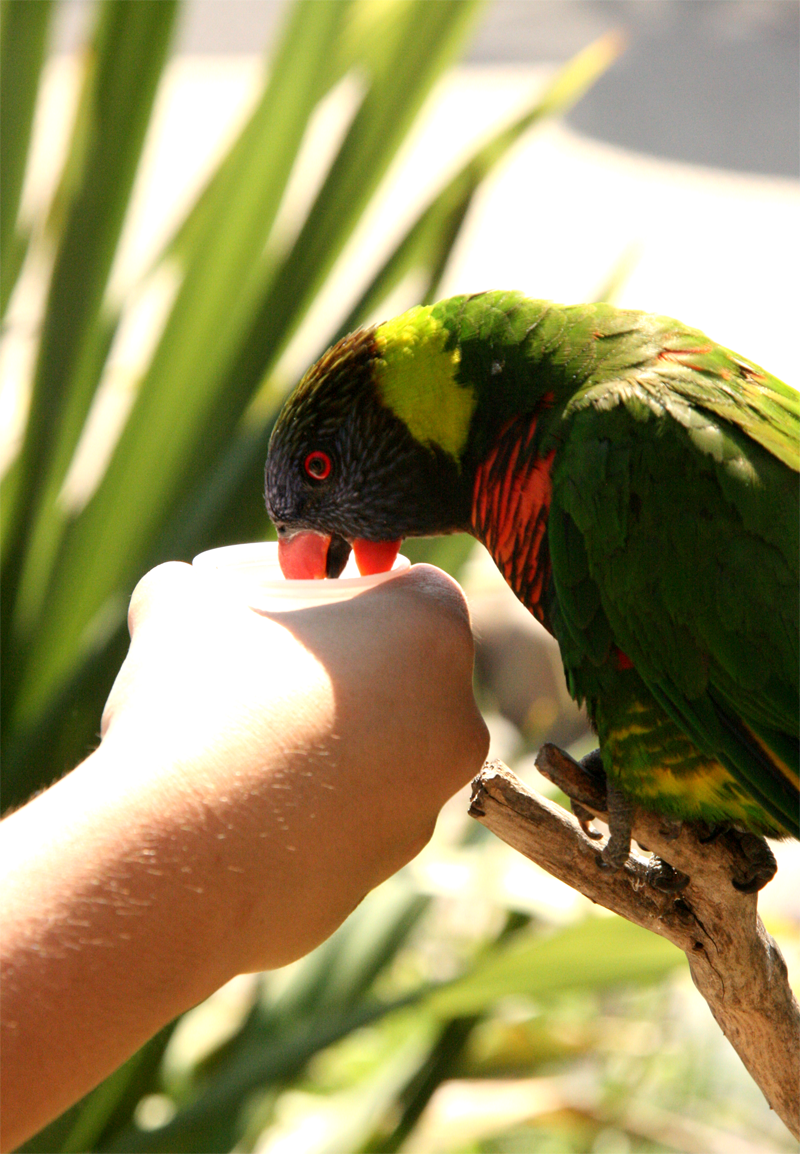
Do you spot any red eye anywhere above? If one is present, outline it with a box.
[304,450,332,480]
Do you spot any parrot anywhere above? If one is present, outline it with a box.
[265,291,799,889]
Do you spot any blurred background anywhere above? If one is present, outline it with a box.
[2,2,798,1151]
[57,0,800,180]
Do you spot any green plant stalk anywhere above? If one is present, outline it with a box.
[219,0,486,400]
[3,0,179,645]
[0,0,56,317]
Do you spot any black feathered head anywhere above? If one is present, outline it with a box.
[265,320,471,577]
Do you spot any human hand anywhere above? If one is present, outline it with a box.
[1,560,488,1150]
[101,559,490,971]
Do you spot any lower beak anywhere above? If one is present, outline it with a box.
[351,538,402,575]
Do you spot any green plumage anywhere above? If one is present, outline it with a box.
[266,291,799,840]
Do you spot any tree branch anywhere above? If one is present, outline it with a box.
[468,754,800,1139]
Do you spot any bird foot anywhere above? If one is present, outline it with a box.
[536,744,633,868]
[535,743,776,892]
[537,744,692,887]
[658,817,684,841]
[597,807,690,890]
[695,820,726,845]
[596,776,636,872]
[690,821,777,891]
[725,828,778,893]
[637,817,683,853]
[645,857,690,892]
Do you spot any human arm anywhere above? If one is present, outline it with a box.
[0,561,488,1151]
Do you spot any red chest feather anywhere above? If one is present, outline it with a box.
[470,413,556,629]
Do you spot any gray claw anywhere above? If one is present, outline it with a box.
[647,857,690,892]
[728,830,778,893]
[572,800,604,839]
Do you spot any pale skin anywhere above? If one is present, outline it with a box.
[0,562,489,1152]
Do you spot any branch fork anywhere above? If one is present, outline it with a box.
[468,749,799,1139]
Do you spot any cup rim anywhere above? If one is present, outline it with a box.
[192,541,410,601]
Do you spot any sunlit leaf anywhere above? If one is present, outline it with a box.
[426,917,684,1018]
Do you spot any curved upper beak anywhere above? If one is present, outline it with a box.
[277,529,347,579]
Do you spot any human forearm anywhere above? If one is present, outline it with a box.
[0,737,262,1150]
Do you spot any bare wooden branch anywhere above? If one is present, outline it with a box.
[469,756,800,1139]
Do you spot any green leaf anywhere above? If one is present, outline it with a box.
[240,1021,435,1154]
[100,996,416,1154]
[220,0,486,401]
[425,916,684,1019]
[3,0,179,652]
[0,0,55,317]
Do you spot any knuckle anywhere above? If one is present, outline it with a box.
[128,561,193,635]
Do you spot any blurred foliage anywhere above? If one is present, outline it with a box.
[5,2,790,1152]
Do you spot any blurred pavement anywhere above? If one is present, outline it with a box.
[55,0,800,177]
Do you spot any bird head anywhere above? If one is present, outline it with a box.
[265,305,475,578]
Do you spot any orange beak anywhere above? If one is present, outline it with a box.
[277,532,401,579]
[277,531,331,579]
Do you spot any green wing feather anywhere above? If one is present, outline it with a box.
[549,343,799,833]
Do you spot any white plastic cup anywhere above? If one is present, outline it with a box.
[192,541,410,611]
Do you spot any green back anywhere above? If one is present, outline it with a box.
[428,291,798,830]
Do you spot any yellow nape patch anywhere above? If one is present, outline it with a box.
[374,306,474,460]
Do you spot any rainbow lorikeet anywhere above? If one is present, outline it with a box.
[265,291,799,888]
